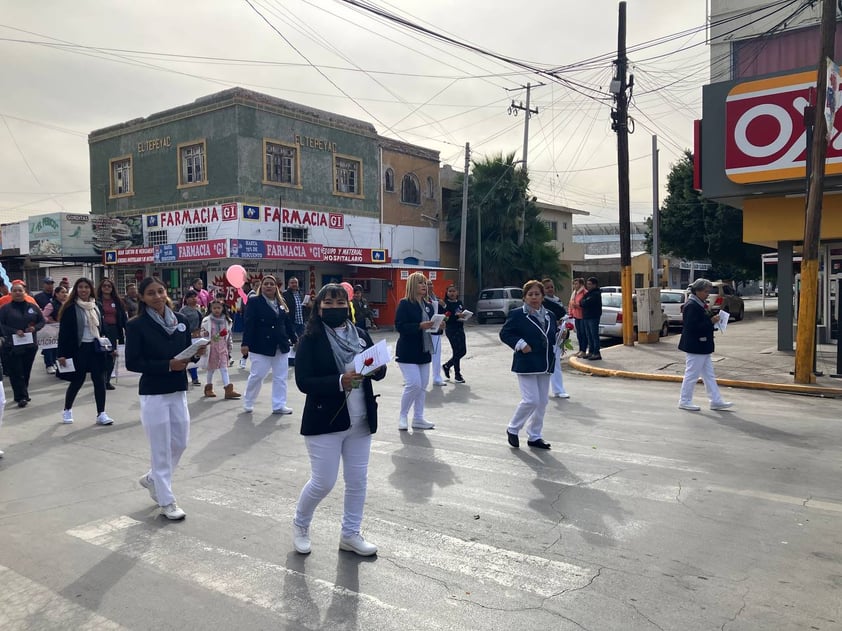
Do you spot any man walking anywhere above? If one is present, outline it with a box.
[282,276,308,366]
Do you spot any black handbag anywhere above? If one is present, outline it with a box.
[93,336,113,353]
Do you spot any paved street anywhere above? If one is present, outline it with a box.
[1,323,841,630]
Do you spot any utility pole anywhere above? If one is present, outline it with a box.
[612,1,634,345]
[651,134,659,287]
[508,83,539,245]
[795,0,835,384]
[458,142,471,298]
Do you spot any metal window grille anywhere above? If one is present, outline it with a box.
[148,230,168,246]
[112,159,132,194]
[266,143,296,184]
[181,144,205,184]
[185,226,208,242]
[282,227,308,242]
[335,158,359,194]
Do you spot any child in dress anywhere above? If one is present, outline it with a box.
[201,300,240,399]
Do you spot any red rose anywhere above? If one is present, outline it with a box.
[445,311,452,317]
[565,321,575,330]
[364,357,374,367]
[219,329,228,337]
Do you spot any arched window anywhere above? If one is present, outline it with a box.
[401,173,420,205]
[426,176,435,199]
[384,168,394,192]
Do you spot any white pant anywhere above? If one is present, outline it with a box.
[244,350,289,410]
[206,367,230,387]
[430,335,443,383]
[398,362,430,420]
[140,392,189,507]
[679,353,725,405]
[507,374,551,442]
[0,383,5,429]
[294,420,371,537]
[550,347,566,395]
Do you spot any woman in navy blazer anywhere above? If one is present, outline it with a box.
[499,280,558,450]
[292,283,386,556]
[394,272,436,430]
[677,278,733,411]
[241,275,297,414]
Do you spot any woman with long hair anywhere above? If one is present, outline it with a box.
[56,278,115,425]
[291,283,386,556]
[567,277,588,358]
[125,276,206,520]
[0,280,45,407]
[241,275,297,414]
[441,284,468,383]
[394,272,436,430]
[96,278,127,390]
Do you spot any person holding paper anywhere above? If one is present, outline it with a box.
[125,276,206,521]
[394,272,436,430]
[96,278,128,391]
[291,283,386,556]
[241,275,297,414]
[441,284,468,383]
[499,280,558,450]
[0,280,45,408]
[56,278,115,425]
[678,278,733,412]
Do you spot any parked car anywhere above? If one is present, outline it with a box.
[660,288,689,328]
[599,293,669,339]
[476,287,523,324]
[600,285,623,294]
[706,281,745,321]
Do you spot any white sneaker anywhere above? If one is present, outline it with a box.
[0,449,4,458]
[432,380,446,386]
[61,409,74,424]
[710,401,734,410]
[339,533,377,556]
[293,521,311,554]
[412,419,435,430]
[239,358,247,370]
[243,404,254,413]
[161,503,186,520]
[398,416,408,431]
[678,403,701,411]
[96,412,114,426]
[139,475,157,503]
[553,392,571,399]
[46,365,56,375]
[272,406,293,415]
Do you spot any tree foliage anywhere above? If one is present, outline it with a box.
[447,153,564,288]
[646,151,771,282]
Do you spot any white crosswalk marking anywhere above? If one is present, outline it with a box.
[0,564,129,631]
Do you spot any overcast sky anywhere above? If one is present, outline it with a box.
[0,0,710,224]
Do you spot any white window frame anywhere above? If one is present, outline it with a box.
[184,226,208,242]
[263,139,300,187]
[109,156,133,198]
[333,153,363,198]
[282,227,308,242]
[148,230,168,246]
[177,140,208,188]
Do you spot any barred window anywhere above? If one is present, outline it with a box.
[148,230,168,246]
[110,157,132,196]
[179,141,207,186]
[401,173,420,205]
[265,142,297,185]
[282,227,308,242]
[335,156,361,195]
[185,226,208,242]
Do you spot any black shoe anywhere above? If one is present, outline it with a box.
[454,374,465,383]
[589,354,603,361]
[106,383,116,390]
[191,380,201,386]
[527,438,551,450]
[507,431,519,448]
[442,363,451,379]
[17,400,27,408]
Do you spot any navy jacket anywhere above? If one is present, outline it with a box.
[580,288,602,319]
[295,324,386,436]
[394,298,435,364]
[542,296,567,321]
[125,311,193,395]
[678,297,715,355]
[500,306,557,374]
[443,299,465,332]
[242,295,297,356]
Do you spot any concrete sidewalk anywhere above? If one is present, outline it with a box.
[568,313,842,397]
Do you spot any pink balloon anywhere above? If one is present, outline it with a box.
[341,282,354,298]
[238,288,248,304]
[226,265,247,289]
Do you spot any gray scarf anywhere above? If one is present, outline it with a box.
[419,300,433,354]
[148,305,180,335]
[263,294,280,315]
[324,321,362,372]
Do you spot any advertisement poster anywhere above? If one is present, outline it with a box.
[28,213,62,257]
[91,215,144,254]
[61,214,95,256]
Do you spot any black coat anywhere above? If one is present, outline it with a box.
[100,295,128,344]
[295,324,385,436]
[125,311,194,395]
[580,288,603,319]
[499,306,557,374]
[0,300,45,349]
[678,297,715,355]
[542,296,567,321]
[57,301,107,359]
[282,289,310,326]
[394,298,435,364]
[242,295,297,356]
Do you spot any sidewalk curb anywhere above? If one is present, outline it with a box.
[568,357,842,398]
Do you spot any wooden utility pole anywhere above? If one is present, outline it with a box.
[613,1,634,345]
[458,142,470,297]
[795,0,835,384]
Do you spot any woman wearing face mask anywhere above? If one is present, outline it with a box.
[441,284,468,383]
[125,277,206,521]
[393,272,436,430]
[499,279,558,450]
[0,280,45,407]
[241,275,297,415]
[56,278,115,425]
[291,283,386,556]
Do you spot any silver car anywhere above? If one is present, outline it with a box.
[476,287,523,324]
[599,293,669,339]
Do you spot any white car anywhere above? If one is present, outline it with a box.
[476,287,523,324]
[599,293,669,339]
[660,289,689,328]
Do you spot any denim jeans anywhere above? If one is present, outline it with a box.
[583,318,601,356]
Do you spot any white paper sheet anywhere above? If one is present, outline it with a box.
[716,310,730,333]
[428,313,446,333]
[460,310,473,321]
[12,332,33,346]
[57,358,75,373]
[173,338,210,361]
[354,339,391,375]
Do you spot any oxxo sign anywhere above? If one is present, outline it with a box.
[725,70,842,184]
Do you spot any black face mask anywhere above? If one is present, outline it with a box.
[321,307,348,328]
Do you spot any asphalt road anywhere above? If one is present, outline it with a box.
[0,323,839,631]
